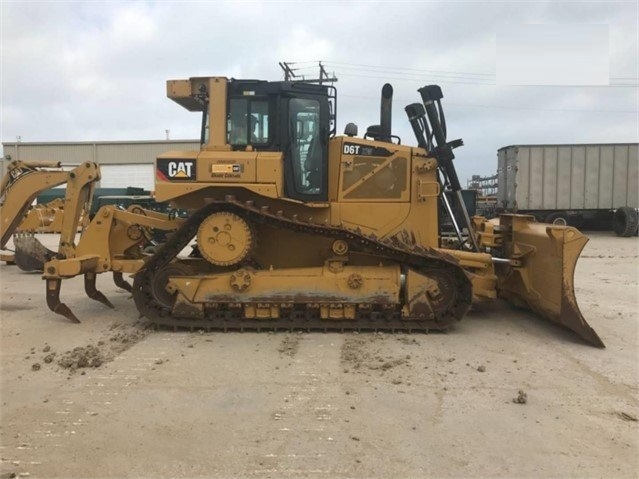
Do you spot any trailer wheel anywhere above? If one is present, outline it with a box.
[613,207,639,237]
[568,213,584,229]
[545,212,568,226]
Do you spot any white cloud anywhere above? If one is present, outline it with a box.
[1,1,637,180]
[109,4,158,45]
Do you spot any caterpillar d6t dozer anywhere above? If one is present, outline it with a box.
[39,76,603,347]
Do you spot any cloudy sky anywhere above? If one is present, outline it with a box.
[1,1,637,183]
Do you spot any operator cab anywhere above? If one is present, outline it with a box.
[201,80,334,202]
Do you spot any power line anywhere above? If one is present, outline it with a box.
[324,60,639,85]
[446,103,638,113]
[341,94,638,114]
[337,72,639,88]
[327,65,497,82]
[323,60,495,77]
[338,72,495,86]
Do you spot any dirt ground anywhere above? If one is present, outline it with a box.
[0,232,637,478]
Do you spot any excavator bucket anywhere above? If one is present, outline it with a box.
[491,214,604,347]
[13,233,56,272]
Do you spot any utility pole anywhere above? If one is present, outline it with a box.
[279,61,337,84]
[278,62,297,81]
[15,136,21,161]
[318,61,333,85]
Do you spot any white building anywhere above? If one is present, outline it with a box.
[1,139,200,191]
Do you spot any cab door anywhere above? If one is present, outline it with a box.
[283,96,329,202]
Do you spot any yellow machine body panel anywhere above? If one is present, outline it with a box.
[155,136,440,252]
[155,149,285,204]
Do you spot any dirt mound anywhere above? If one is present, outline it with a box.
[513,390,528,404]
[32,323,151,374]
[58,345,104,371]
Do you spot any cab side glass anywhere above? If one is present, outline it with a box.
[289,98,322,194]
[228,98,269,147]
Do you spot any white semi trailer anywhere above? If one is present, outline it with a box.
[497,143,638,236]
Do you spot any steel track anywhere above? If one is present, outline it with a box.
[132,197,472,332]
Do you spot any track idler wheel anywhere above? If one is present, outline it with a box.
[149,262,195,309]
[406,267,465,321]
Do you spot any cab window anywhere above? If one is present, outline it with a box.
[228,98,269,146]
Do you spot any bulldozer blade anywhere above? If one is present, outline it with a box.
[85,273,114,309]
[13,233,56,272]
[495,215,604,348]
[113,272,133,292]
[46,278,80,323]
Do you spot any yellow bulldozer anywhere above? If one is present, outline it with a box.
[18,76,603,347]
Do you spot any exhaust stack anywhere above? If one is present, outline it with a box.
[380,83,393,142]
